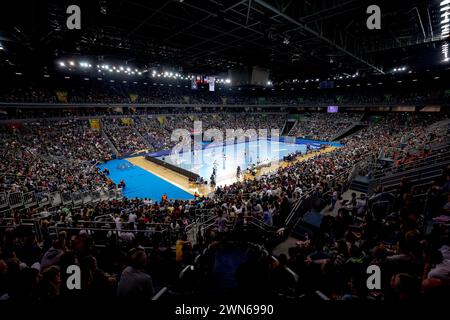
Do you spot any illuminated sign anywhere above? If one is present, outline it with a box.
[441,0,450,61]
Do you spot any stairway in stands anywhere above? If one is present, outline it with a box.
[349,175,370,193]
[281,119,297,136]
[207,246,248,297]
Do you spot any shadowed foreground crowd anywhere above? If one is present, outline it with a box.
[0,111,449,302]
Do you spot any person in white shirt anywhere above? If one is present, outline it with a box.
[114,215,122,230]
[128,212,137,223]
[425,248,450,282]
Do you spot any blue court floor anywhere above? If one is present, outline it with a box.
[99,139,334,201]
[97,159,193,201]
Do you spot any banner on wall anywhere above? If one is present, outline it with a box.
[129,94,139,103]
[257,97,266,105]
[89,119,101,130]
[205,76,215,91]
[191,79,198,90]
[56,91,68,103]
[157,116,165,125]
[121,118,133,126]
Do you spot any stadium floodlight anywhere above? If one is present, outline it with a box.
[120,66,124,71]
[138,72,142,75]
[126,67,131,71]
[69,61,75,66]
[225,79,231,84]
[108,69,113,72]
[59,61,65,67]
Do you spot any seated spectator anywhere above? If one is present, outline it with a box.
[117,249,154,300]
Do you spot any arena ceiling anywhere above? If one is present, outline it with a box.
[0,0,447,81]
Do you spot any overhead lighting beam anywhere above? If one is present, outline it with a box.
[253,0,384,74]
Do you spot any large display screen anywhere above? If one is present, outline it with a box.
[327,106,339,113]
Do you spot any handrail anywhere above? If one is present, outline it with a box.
[373,151,450,179]
[374,160,449,183]
[152,287,168,301]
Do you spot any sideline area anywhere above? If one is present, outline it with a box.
[123,144,339,198]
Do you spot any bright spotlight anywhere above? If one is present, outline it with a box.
[59,62,65,67]
[225,79,231,84]
[69,61,75,66]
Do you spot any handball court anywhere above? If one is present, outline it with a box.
[99,140,338,202]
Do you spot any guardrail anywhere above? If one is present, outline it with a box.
[0,188,124,215]
[284,166,355,233]
[372,150,450,180]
